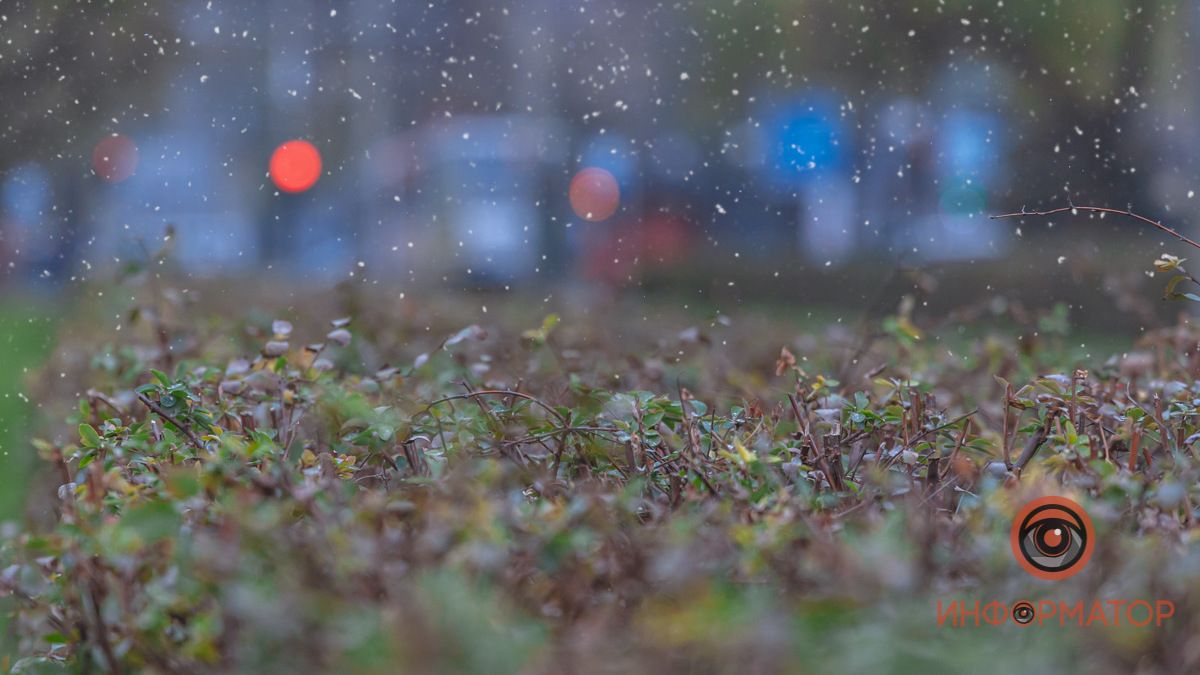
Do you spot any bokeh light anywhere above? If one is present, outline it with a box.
[269,140,322,193]
[569,167,620,222]
[91,134,139,183]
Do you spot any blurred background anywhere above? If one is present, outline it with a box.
[2,0,1199,294]
[6,4,1200,667]
[4,1,1200,484]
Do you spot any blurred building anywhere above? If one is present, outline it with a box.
[8,0,1197,289]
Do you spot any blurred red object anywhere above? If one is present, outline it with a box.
[92,135,139,183]
[569,167,620,222]
[270,140,322,193]
[582,209,691,285]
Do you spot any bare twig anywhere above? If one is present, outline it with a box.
[84,564,124,675]
[1001,382,1014,469]
[991,204,1200,252]
[1015,411,1060,471]
[938,417,971,482]
[1128,423,1142,473]
[909,409,978,447]
[416,389,568,427]
[138,393,205,453]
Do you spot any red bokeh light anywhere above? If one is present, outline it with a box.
[92,135,139,183]
[569,167,620,222]
[269,140,322,193]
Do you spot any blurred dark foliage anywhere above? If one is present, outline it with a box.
[2,263,1199,673]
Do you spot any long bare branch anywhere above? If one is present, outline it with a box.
[991,204,1200,252]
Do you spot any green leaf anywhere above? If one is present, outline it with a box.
[121,499,180,543]
[165,470,202,499]
[78,424,102,449]
[521,313,561,344]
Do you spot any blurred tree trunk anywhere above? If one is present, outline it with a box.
[0,1,177,176]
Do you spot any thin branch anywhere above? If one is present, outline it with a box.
[991,204,1200,252]
[905,409,978,450]
[1014,411,1060,471]
[415,389,568,427]
[138,393,205,453]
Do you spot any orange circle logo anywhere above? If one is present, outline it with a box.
[1011,496,1094,580]
[1011,600,1036,624]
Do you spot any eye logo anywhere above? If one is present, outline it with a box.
[1011,601,1036,625]
[1011,496,1094,580]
